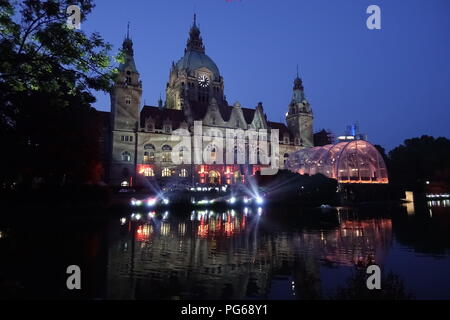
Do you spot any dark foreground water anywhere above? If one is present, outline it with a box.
[1,200,450,300]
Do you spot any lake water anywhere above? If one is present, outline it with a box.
[1,200,450,300]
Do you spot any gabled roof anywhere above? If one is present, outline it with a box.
[241,107,256,124]
[140,106,185,130]
[138,105,293,140]
[268,121,293,139]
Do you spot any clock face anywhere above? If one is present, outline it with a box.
[198,74,210,88]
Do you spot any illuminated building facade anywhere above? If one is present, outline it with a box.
[108,15,313,186]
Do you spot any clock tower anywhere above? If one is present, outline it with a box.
[286,72,314,148]
[166,14,226,111]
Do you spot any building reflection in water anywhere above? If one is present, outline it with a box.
[105,206,395,300]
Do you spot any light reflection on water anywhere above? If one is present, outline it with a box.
[2,203,450,300]
[106,205,440,300]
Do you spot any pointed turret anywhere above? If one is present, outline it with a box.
[292,66,306,103]
[119,23,137,73]
[185,14,205,53]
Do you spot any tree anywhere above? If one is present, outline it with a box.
[0,0,118,187]
[388,135,450,191]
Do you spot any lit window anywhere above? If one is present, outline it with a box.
[122,151,131,162]
[178,146,189,164]
[162,168,171,177]
[144,144,155,163]
[162,145,172,163]
[180,169,188,177]
[143,167,154,177]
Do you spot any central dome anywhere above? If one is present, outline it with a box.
[176,50,220,78]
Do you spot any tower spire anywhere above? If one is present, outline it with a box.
[119,23,137,72]
[158,93,163,108]
[186,13,205,53]
[293,66,303,91]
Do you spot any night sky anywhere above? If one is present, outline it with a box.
[85,0,450,151]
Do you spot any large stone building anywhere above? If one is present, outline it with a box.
[109,16,313,186]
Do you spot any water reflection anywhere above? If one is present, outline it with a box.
[106,207,396,300]
[2,203,450,300]
[428,199,450,208]
[108,208,266,299]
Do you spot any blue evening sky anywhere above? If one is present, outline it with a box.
[84,0,450,151]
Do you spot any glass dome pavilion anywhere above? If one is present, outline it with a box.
[286,140,389,184]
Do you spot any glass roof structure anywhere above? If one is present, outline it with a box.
[286,140,389,184]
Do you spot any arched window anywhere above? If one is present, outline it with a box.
[143,167,154,177]
[162,168,171,177]
[206,145,218,164]
[162,145,172,163]
[211,147,217,163]
[144,144,155,163]
[122,151,131,162]
[180,169,188,178]
[178,146,189,164]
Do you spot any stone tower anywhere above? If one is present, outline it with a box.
[111,30,142,131]
[286,71,313,148]
[110,28,142,185]
[165,14,226,111]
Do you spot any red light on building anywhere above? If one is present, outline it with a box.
[137,164,149,174]
[136,225,151,242]
[198,217,209,238]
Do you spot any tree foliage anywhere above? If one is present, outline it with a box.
[388,135,450,191]
[0,0,117,187]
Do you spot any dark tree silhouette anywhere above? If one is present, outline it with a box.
[388,135,450,191]
[0,0,118,188]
